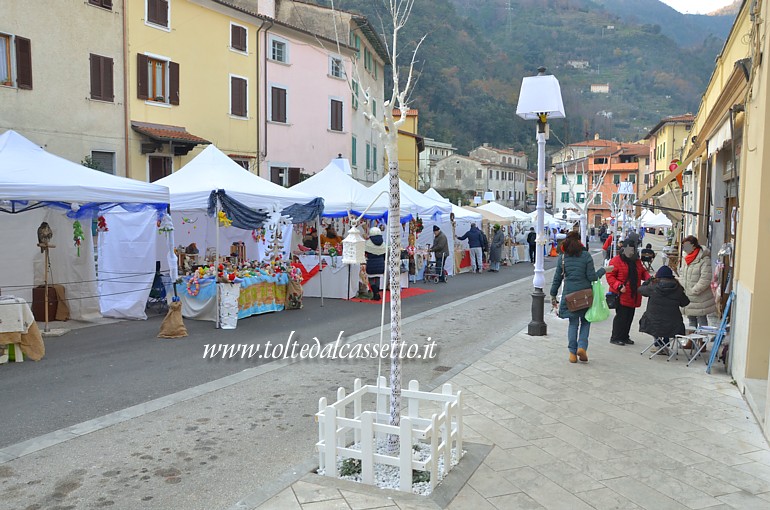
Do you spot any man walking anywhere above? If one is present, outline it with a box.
[457,222,485,273]
[526,227,537,263]
[430,225,450,282]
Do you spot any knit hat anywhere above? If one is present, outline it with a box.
[656,265,674,279]
[369,227,382,236]
[433,225,440,232]
[493,224,500,230]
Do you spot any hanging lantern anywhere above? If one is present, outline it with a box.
[342,224,366,264]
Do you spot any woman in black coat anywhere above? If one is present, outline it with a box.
[638,265,690,351]
[364,227,386,300]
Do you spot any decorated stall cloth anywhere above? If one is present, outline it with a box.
[176,273,288,319]
[237,274,288,317]
[207,191,324,229]
[292,260,326,284]
[208,190,268,230]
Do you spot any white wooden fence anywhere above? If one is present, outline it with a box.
[316,376,463,493]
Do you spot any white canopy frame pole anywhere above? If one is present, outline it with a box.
[215,193,221,329]
[317,215,324,307]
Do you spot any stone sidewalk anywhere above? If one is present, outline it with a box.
[255,303,770,509]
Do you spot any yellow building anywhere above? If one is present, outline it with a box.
[642,114,694,196]
[641,0,770,441]
[390,109,423,188]
[126,0,260,181]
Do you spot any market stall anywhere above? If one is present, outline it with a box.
[156,145,322,322]
[289,160,413,299]
[0,130,172,321]
[423,189,483,276]
[370,178,452,282]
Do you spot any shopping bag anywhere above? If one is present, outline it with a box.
[585,280,610,323]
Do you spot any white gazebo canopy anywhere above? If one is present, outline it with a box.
[478,201,529,221]
[156,144,318,212]
[0,130,169,205]
[369,177,452,219]
[292,160,408,220]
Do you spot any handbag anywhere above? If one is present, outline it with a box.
[605,291,619,309]
[561,256,593,312]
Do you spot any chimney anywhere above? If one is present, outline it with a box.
[594,133,600,140]
[483,143,490,147]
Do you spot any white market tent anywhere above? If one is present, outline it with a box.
[643,212,673,229]
[478,201,529,221]
[157,144,318,212]
[0,130,172,320]
[156,144,322,262]
[369,176,452,220]
[291,160,410,221]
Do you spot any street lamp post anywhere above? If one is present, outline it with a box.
[516,67,565,336]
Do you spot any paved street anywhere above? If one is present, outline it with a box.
[0,254,556,448]
[4,234,762,510]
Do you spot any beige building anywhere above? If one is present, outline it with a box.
[418,137,456,191]
[1,0,126,174]
[469,145,528,207]
[640,0,770,441]
[642,114,694,198]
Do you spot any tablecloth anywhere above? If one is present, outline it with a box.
[0,296,45,361]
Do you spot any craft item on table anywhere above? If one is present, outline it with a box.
[252,227,266,243]
[96,215,109,233]
[217,210,233,228]
[157,213,173,233]
[187,276,201,296]
[37,221,53,252]
[72,220,85,256]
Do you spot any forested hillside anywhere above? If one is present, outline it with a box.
[309,0,732,158]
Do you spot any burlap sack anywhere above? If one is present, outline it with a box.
[157,301,188,338]
[285,280,303,310]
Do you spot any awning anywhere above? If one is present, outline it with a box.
[707,117,732,157]
[131,121,211,156]
[636,164,683,204]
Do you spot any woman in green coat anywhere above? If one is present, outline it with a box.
[550,231,607,363]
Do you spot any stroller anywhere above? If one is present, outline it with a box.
[424,254,448,284]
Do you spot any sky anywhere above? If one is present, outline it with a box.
[660,0,736,14]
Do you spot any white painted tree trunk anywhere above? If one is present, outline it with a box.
[387,159,402,438]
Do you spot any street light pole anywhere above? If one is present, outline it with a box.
[516,66,565,337]
[529,122,548,335]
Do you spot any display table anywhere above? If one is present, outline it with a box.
[0,296,45,362]
[511,244,528,263]
[455,249,472,274]
[176,274,288,322]
[296,255,359,299]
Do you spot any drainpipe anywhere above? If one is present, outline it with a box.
[256,18,273,176]
[122,0,130,178]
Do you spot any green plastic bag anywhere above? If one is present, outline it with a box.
[585,280,610,323]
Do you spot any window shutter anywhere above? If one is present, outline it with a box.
[159,0,169,27]
[90,54,102,100]
[232,25,246,51]
[169,61,179,105]
[331,99,342,131]
[231,77,246,117]
[137,53,148,99]
[105,57,114,101]
[288,167,301,186]
[15,37,32,90]
[272,87,286,122]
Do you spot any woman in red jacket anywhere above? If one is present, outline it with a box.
[606,235,650,346]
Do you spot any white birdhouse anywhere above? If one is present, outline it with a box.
[342,224,366,264]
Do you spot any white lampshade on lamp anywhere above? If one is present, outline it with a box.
[483,191,495,202]
[342,224,366,264]
[516,67,565,337]
[516,71,566,121]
